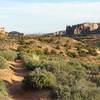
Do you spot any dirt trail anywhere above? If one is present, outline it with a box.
[0,60,49,100]
[8,60,27,100]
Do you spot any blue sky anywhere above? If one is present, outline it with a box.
[0,0,100,33]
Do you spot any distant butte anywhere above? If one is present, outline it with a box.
[54,22,100,36]
[66,22,100,36]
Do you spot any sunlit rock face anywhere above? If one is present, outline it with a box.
[0,27,7,38]
[66,22,100,36]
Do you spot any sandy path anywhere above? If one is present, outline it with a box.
[8,60,27,100]
[5,60,50,100]
[0,60,50,100]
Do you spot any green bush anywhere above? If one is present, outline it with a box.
[0,49,17,61]
[67,51,78,58]
[17,51,29,60]
[0,56,8,69]
[51,80,100,100]
[19,52,43,70]
[78,49,88,57]
[0,80,7,95]
[18,51,39,61]
[33,49,44,55]
[88,48,98,56]
[25,60,44,70]
[22,70,57,90]
[50,85,69,100]
[25,59,56,71]
[20,50,100,100]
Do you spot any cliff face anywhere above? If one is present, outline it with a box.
[66,23,100,36]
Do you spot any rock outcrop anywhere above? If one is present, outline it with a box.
[54,30,66,36]
[66,22,100,36]
[8,31,24,36]
[0,27,7,38]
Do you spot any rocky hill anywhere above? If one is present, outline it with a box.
[8,31,24,36]
[66,22,100,36]
[53,22,100,36]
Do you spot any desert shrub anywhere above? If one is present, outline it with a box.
[49,59,87,98]
[0,80,7,96]
[25,60,44,70]
[88,48,98,56]
[25,57,59,72]
[19,52,42,70]
[21,51,100,100]
[78,49,88,57]
[50,85,69,100]
[51,79,100,100]
[67,51,78,58]
[17,44,33,54]
[19,36,100,100]
[0,49,17,61]
[18,36,26,45]
[42,61,57,72]
[22,70,57,90]
[18,51,39,61]
[19,51,59,71]
[17,51,29,60]
[0,56,8,69]
[75,42,86,49]
[33,49,44,55]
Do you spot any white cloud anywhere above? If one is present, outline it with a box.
[1,2,100,22]
[0,2,100,13]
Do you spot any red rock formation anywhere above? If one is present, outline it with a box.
[66,22,100,36]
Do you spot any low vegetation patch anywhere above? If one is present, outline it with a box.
[21,54,100,100]
[0,49,17,61]
[0,56,8,69]
[18,34,100,100]
[0,80,8,98]
[67,51,78,58]
[22,70,57,90]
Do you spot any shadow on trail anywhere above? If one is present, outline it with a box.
[8,79,49,100]
[7,60,50,100]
